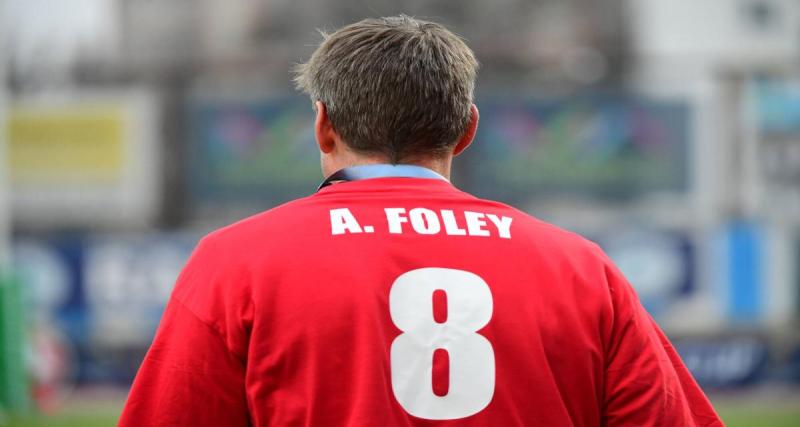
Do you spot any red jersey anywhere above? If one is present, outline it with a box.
[119,174,722,426]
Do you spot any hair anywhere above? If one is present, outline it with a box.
[293,15,478,163]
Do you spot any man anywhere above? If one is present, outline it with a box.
[119,16,722,426]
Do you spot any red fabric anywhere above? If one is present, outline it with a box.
[119,178,722,426]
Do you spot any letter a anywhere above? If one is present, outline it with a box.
[330,208,363,235]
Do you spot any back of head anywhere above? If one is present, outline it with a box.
[294,15,478,163]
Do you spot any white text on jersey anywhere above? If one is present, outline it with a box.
[329,208,512,239]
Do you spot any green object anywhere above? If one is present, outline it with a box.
[7,412,120,427]
[0,273,28,414]
[717,406,800,427]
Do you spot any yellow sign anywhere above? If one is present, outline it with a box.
[6,105,125,184]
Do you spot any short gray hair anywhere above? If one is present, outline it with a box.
[293,15,478,162]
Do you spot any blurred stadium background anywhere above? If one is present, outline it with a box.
[1,0,799,426]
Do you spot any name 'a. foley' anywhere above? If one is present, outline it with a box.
[330,207,513,239]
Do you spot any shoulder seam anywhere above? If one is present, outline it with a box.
[170,295,246,367]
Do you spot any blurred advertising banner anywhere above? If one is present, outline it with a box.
[753,78,800,135]
[589,225,729,335]
[582,221,797,333]
[188,96,320,217]
[15,227,781,337]
[187,95,689,217]
[12,233,197,385]
[8,226,800,388]
[466,96,689,204]
[745,77,800,221]
[674,337,770,389]
[4,90,160,228]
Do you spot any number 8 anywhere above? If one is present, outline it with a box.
[389,268,495,420]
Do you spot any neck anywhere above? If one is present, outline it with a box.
[328,154,453,180]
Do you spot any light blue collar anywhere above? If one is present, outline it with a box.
[317,164,448,191]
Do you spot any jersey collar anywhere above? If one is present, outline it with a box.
[317,164,449,191]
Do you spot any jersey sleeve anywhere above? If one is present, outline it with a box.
[119,236,253,427]
[601,261,722,427]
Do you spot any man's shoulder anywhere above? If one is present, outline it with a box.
[169,197,320,305]
[201,195,320,247]
[475,197,603,255]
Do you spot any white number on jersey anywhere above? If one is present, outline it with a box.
[389,267,495,420]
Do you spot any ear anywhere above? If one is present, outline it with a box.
[314,101,336,154]
[453,104,479,156]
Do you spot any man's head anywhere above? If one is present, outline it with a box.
[294,15,479,177]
